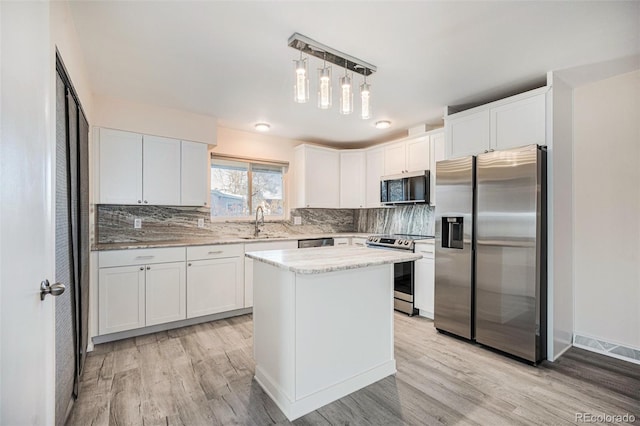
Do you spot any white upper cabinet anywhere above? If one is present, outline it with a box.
[429,130,445,206]
[383,142,407,175]
[293,144,340,208]
[98,128,143,204]
[181,141,209,206]
[143,135,181,205]
[445,87,548,159]
[340,151,365,208]
[446,110,491,159]
[365,147,384,208]
[96,127,210,206]
[406,136,431,172]
[384,136,430,175]
[491,92,546,150]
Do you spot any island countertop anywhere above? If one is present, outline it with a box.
[245,245,421,274]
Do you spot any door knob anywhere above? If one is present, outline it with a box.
[40,280,65,301]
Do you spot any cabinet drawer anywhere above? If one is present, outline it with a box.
[187,243,244,261]
[415,243,434,257]
[99,247,186,268]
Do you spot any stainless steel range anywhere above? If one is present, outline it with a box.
[366,234,433,316]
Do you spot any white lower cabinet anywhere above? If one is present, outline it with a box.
[414,242,435,319]
[145,261,186,326]
[186,257,243,318]
[351,237,367,247]
[186,244,244,318]
[98,265,146,335]
[98,247,187,335]
[334,237,350,246]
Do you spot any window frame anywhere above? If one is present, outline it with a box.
[210,153,288,222]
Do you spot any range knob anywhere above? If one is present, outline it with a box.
[404,241,410,245]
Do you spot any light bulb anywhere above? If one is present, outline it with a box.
[360,82,371,120]
[340,75,353,115]
[318,66,332,109]
[294,58,309,103]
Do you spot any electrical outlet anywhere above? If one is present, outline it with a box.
[197,218,205,228]
[293,216,302,225]
[134,218,142,229]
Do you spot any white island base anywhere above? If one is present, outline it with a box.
[252,260,396,421]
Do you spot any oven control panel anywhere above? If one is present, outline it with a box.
[366,236,413,250]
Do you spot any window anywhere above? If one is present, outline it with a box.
[210,156,285,219]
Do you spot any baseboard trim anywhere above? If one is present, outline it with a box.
[573,333,640,366]
[255,360,396,421]
[91,307,252,346]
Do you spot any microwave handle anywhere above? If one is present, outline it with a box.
[405,177,410,200]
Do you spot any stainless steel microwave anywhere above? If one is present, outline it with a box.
[380,171,430,205]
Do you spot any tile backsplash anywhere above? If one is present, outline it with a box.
[95,204,434,245]
[354,204,435,236]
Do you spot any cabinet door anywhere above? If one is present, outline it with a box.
[145,261,186,326]
[98,128,143,204]
[365,147,384,208]
[446,110,490,159]
[339,151,365,208]
[98,265,145,334]
[304,146,340,208]
[491,93,546,150]
[429,131,445,206]
[384,142,406,175]
[186,257,243,318]
[406,137,430,172]
[414,246,435,318]
[143,135,181,205]
[181,141,209,206]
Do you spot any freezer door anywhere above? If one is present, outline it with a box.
[434,156,474,339]
[475,144,545,362]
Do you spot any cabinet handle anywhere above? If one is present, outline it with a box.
[139,266,144,271]
[138,200,142,204]
[489,149,495,152]
[146,266,151,270]
[208,250,223,255]
[144,200,148,204]
[204,202,207,206]
[188,263,192,266]
[135,255,155,259]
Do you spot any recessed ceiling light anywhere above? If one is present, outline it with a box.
[375,120,391,129]
[255,123,270,132]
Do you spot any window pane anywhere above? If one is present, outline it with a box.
[252,165,284,216]
[211,160,249,217]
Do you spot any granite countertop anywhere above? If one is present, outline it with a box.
[93,233,372,251]
[245,246,422,274]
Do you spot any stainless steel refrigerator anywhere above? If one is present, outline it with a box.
[434,144,547,363]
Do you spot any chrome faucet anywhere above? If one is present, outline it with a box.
[254,206,265,237]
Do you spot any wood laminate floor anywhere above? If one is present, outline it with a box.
[67,314,640,425]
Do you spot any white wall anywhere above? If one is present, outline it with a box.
[574,70,640,348]
[93,95,217,145]
[50,0,94,120]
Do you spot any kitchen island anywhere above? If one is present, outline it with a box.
[245,246,421,421]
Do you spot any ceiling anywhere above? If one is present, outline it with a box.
[68,1,640,147]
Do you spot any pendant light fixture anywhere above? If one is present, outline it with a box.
[360,74,371,120]
[293,49,309,103]
[317,53,332,109]
[288,33,376,116]
[340,59,353,115]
